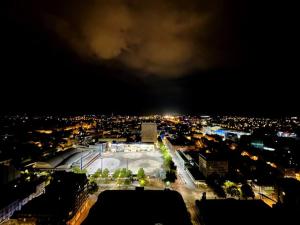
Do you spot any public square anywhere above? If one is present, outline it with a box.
[86,150,164,176]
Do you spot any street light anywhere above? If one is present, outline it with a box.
[254,179,261,199]
[80,149,83,170]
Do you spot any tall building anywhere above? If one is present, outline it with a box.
[198,153,228,177]
[141,123,157,143]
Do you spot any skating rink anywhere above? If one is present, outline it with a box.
[86,151,164,176]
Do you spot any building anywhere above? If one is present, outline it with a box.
[34,146,101,170]
[82,189,192,225]
[0,160,20,185]
[275,178,300,209]
[164,136,195,152]
[0,178,46,223]
[175,150,206,186]
[198,153,228,177]
[201,126,251,140]
[195,199,278,225]
[141,123,157,143]
[176,150,191,168]
[12,172,88,225]
[109,143,155,152]
[0,200,21,224]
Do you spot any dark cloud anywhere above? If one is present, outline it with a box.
[2,0,299,115]
[19,0,240,76]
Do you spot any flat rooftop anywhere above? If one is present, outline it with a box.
[83,190,192,225]
[196,199,296,225]
[167,136,193,146]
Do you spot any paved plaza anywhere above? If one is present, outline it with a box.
[87,151,164,176]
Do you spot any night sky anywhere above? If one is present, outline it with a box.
[1,0,299,115]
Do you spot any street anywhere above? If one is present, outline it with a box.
[162,138,195,189]
[162,138,218,225]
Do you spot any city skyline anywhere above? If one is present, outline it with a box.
[1,114,300,225]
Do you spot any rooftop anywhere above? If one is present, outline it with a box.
[83,189,192,225]
[196,199,274,225]
[167,136,193,146]
[199,151,228,161]
[13,172,87,219]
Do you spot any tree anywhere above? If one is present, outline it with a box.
[139,178,148,187]
[102,168,109,178]
[163,155,172,169]
[169,160,177,171]
[116,169,133,185]
[93,169,102,179]
[165,170,177,183]
[124,178,131,185]
[120,168,127,178]
[124,171,132,185]
[113,169,121,179]
[214,186,226,198]
[226,185,240,198]
[137,168,145,180]
[72,166,87,174]
[72,166,82,174]
[241,183,255,199]
[224,180,235,188]
[88,181,99,194]
[125,169,132,178]
[206,174,226,198]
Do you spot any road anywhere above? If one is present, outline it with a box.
[252,184,277,207]
[162,138,215,197]
[162,138,217,225]
[162,138,195,189]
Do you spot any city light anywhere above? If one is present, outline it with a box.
[1,114,300,225]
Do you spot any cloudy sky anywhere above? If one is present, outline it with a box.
[1,0,299,115]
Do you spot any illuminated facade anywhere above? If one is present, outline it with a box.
[198,154,228,177]
[141,123,157,143]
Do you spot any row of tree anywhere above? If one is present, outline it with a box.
[159,141,177,183]
[84,167,149,187]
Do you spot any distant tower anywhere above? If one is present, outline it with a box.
[141,123,157,143]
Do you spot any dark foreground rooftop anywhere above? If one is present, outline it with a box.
[196,199,297,225]
[83,189,192,225]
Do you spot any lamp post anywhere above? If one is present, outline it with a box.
[254,179,261,199]
[80,149,83,170]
